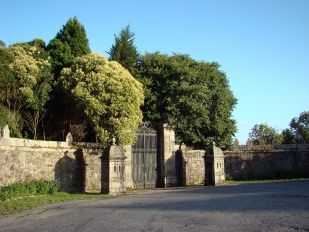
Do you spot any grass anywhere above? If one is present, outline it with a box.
[0,192,110,218]
[223,178,308,186]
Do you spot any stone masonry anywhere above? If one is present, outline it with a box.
[224,143,309,179]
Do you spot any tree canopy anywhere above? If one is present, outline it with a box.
[107,25,139,75]
[249,123,283,145]
[0,39,53,138]
[137,52,237,148]
[282,111,309,144]
[2,20,241,148]
[60,52,144,146]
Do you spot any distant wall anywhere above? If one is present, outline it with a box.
[224,144,309,179]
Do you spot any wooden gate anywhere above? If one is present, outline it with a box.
[132,122,157,189]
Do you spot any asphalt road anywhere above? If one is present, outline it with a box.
[1,180,308,232]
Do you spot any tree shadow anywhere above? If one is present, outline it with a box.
[54,150,86,192]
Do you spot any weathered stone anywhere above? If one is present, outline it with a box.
[259,139,265,146]
[100,140,126,194]
[1,125,10,138]
[66,132,73,147]
[224,144,309,179]
[234,139,239,149]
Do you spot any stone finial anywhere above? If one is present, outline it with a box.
[234,139,239,148]
[111,138,116,145]
[246,139,252,147]
[1,125,10,138]
[272,138,278,145]
[66,132,73,147]
[259,139,265,146]
[180,144,186,150]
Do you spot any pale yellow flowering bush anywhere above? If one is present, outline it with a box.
[60,52,144,146]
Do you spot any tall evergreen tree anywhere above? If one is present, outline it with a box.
[47,16,91,78]
[107,25,139,75]
[46,17,91,141]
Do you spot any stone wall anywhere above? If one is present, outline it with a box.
[176,150,205,186]
[0,136,104,192]
[224,144,309,179]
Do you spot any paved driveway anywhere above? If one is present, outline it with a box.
[0,180,308,232]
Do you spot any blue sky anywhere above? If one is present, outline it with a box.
[1,0,308,144]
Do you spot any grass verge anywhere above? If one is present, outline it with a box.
[223,178,308,186]
[0,192,109,218]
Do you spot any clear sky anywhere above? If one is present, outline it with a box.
[1,0,308,144]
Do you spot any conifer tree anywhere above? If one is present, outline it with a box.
[47,16,91,78]
[108,25,139,76]
[46,17,91,140]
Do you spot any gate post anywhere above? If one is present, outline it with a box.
[100,139,127,195]
[159,124,177,187]
[204,142,225,186]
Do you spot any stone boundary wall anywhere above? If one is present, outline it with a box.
[0,136,104,192]
[224,144,309,179]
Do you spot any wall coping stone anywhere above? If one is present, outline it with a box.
[229,144,309,152]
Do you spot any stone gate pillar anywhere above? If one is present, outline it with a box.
[100,139,127,195]
[204,142,225,186]
[159,124,177,187]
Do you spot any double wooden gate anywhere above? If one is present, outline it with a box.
[132,122,158,189]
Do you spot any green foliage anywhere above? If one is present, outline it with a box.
[0,104,10,127]
[7,40,53,139]
[282,128,297,144]
[137,52,237,148]
[249,123,283,145]
[60,52,144,146]
[0,180,60,201]
[45,17,92,141]
[47,16,91,78]
[289,111,309,143]
[108,25,139,76]
[47,38,73,77]
[0,47,15,109]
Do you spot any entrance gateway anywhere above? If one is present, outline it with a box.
[132,122,158,189]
